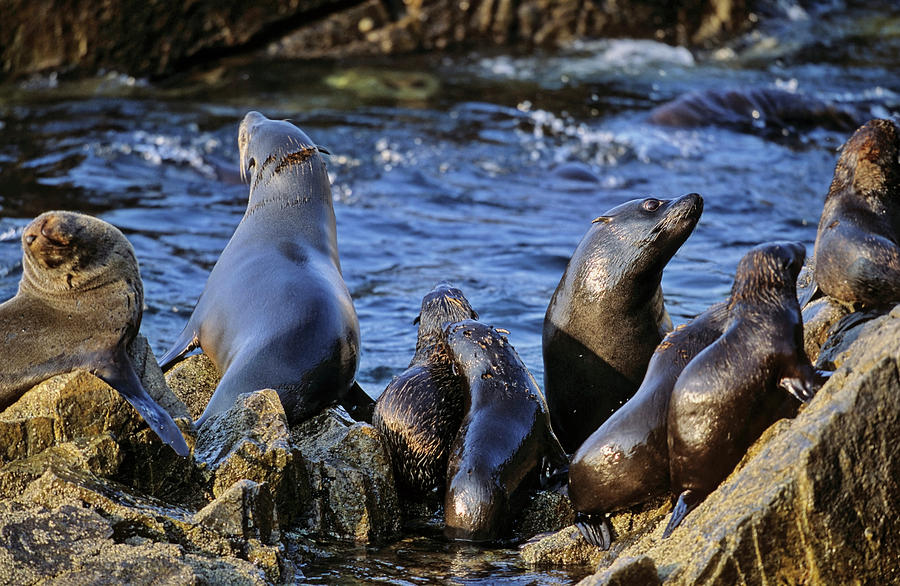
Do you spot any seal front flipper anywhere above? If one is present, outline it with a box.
[662,490,702,538]
[100,351,190,457]
[575,512,612,550]
[340,381,375,423]
[158,327,200,371]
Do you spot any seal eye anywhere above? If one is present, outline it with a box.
[642,199,662,212]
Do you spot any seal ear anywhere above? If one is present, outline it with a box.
[413,314,421,325]
[315,145,332,155]
[591,216,612,224]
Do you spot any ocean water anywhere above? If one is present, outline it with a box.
[0,2,897,581]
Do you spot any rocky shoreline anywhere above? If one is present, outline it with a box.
[1,298,897,583]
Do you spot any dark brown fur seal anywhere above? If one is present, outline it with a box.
[663,242,819,538]
[649,87,859,135]
[159,111,364,427]
[568,301,728,549]
[543,193,704,453]
[443,319,567,543]
[809,118,900,309]
[0,211,189,456]
[373,282,478,497]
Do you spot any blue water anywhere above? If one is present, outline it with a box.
[1,3,897,581]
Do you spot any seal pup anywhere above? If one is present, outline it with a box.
[0,211,189,457]
[543,193,704,453]
[663,241,819,538]
[159,111,364,427]
[809,118,900,309]
[568,301,728,549]
[373,282,478,497]
[443,319,567,543]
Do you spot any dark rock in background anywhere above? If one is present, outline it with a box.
[1,0,751,80]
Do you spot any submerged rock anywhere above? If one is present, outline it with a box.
[536,303,900,584]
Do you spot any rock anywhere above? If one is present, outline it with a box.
[571,303,900,584]
[0,500,269,585]
[1,0,750,80]
[518,489,576,539]
[129,334,192,421]
[194,479,277,544]
[521,525,605,567]
[814,309,884,371]
[292,407,401,543]
[802,296,851,363]
[165,352,220,421]
[194,389,304,525]
[581,556,661,586]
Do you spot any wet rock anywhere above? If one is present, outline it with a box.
[292,407,401,543]
[165,352,220,421]
[194,389,303,525]
[518,489,576,538]
[571,303,900,584]
[521,525,605,567]
[802,296,851,363]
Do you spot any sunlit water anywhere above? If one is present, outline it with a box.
[1,3,897,581]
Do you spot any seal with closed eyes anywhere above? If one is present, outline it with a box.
[0,211,189,456]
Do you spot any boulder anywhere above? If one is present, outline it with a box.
[165,352,220,421]
[801,295,851,363]
[292,407,401,543]
[551,302,900,585]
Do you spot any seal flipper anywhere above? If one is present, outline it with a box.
[662,490,702,538]
[158,327,199,370]
[100,351,190,457]
[575,512,612,550]
[340,381,375,423]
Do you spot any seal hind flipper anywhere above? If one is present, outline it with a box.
[662,490,702,538]
[340,381,375,423]
[158,328,199,371]
[575,512,612,550]
[100,351,190,457]
[779,375,817,402]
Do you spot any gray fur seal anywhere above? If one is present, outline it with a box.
[543,193,703,453]
[663,242,819,538]
[443,319,567,543]
[159,111,365,427]
[809,118,900,309]
[373,282,478,497]
[569,301,728,549]
[0,211,189,457]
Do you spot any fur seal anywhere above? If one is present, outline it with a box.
[649,87,859,135]
[543,193,704,453]
[0,211,189,457]
[568,301,729,549]
[808,119,900,309]
[443,319,567,543]
[663,241,819,538]
[373,282,478,497]
[159,111,366,427]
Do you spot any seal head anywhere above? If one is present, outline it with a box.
[543,193,703,453]
[1,211,189,456]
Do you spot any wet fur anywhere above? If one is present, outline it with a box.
[543,193,704,453]
[444,319,567,543]
[373,283,478,496]
[812,119,900,309]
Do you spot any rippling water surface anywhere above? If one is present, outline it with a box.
[1,4,898,581]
